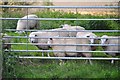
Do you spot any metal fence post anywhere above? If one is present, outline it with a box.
[0,10,3,80]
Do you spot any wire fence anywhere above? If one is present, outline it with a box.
[1,5,119,8]
[1,18,120,20]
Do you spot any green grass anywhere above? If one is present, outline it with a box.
[3,59,119,78]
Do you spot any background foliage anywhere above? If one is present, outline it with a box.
[2,10,119,30]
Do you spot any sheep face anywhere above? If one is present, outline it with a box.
[87,35,95,44]
[86,34,97,44]
[85,33,98,51]
[100,35,108,44]
[101,38,107,44]
[29,33,38,43]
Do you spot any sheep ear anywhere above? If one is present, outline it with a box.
[106,39,108,41]
[60,25,63,28]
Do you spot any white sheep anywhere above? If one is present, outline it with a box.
[76,32,98,51]
[1,33,11,50]
[61,24,85,37]
[61,24,85,30]
[47,37,92,64]
[29,32,50,49]
[48,38,79,57]
[100,35,120,63]
[28,28,68,57]
[16,14,39,34]
[76,36,92,64]
[29,31,50,57]
[47,38,66,57]
[29,28,68,48]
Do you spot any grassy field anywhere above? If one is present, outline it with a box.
[2,10,120,78]
[2,31,119,79]
[4,59,120,78]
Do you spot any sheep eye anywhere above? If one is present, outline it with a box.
[35,35,37,37]
[86,36,90,37]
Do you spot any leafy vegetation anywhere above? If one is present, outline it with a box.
[2,10,119,30]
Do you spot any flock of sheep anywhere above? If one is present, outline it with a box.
[1,14,119,64]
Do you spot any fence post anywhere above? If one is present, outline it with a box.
[0,11,2,80]
[118,1,120,20]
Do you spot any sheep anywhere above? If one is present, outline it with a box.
[29,31,50,57]
[61,24,85,37]
[16,14,39,34]
[28,28,68,57]
[47,38,66,57]
[76,32,98,64]
[100,35,120,63]
[76,36,92,65]
[76,32,98,51]
[48,38,79,57]
[61,24,85,30]
[0,33,11,50]
[29,28,68,49]
[47,36,92,64]
[28,24,85,50]
[29,32,50,49]
[47,38,77,65]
